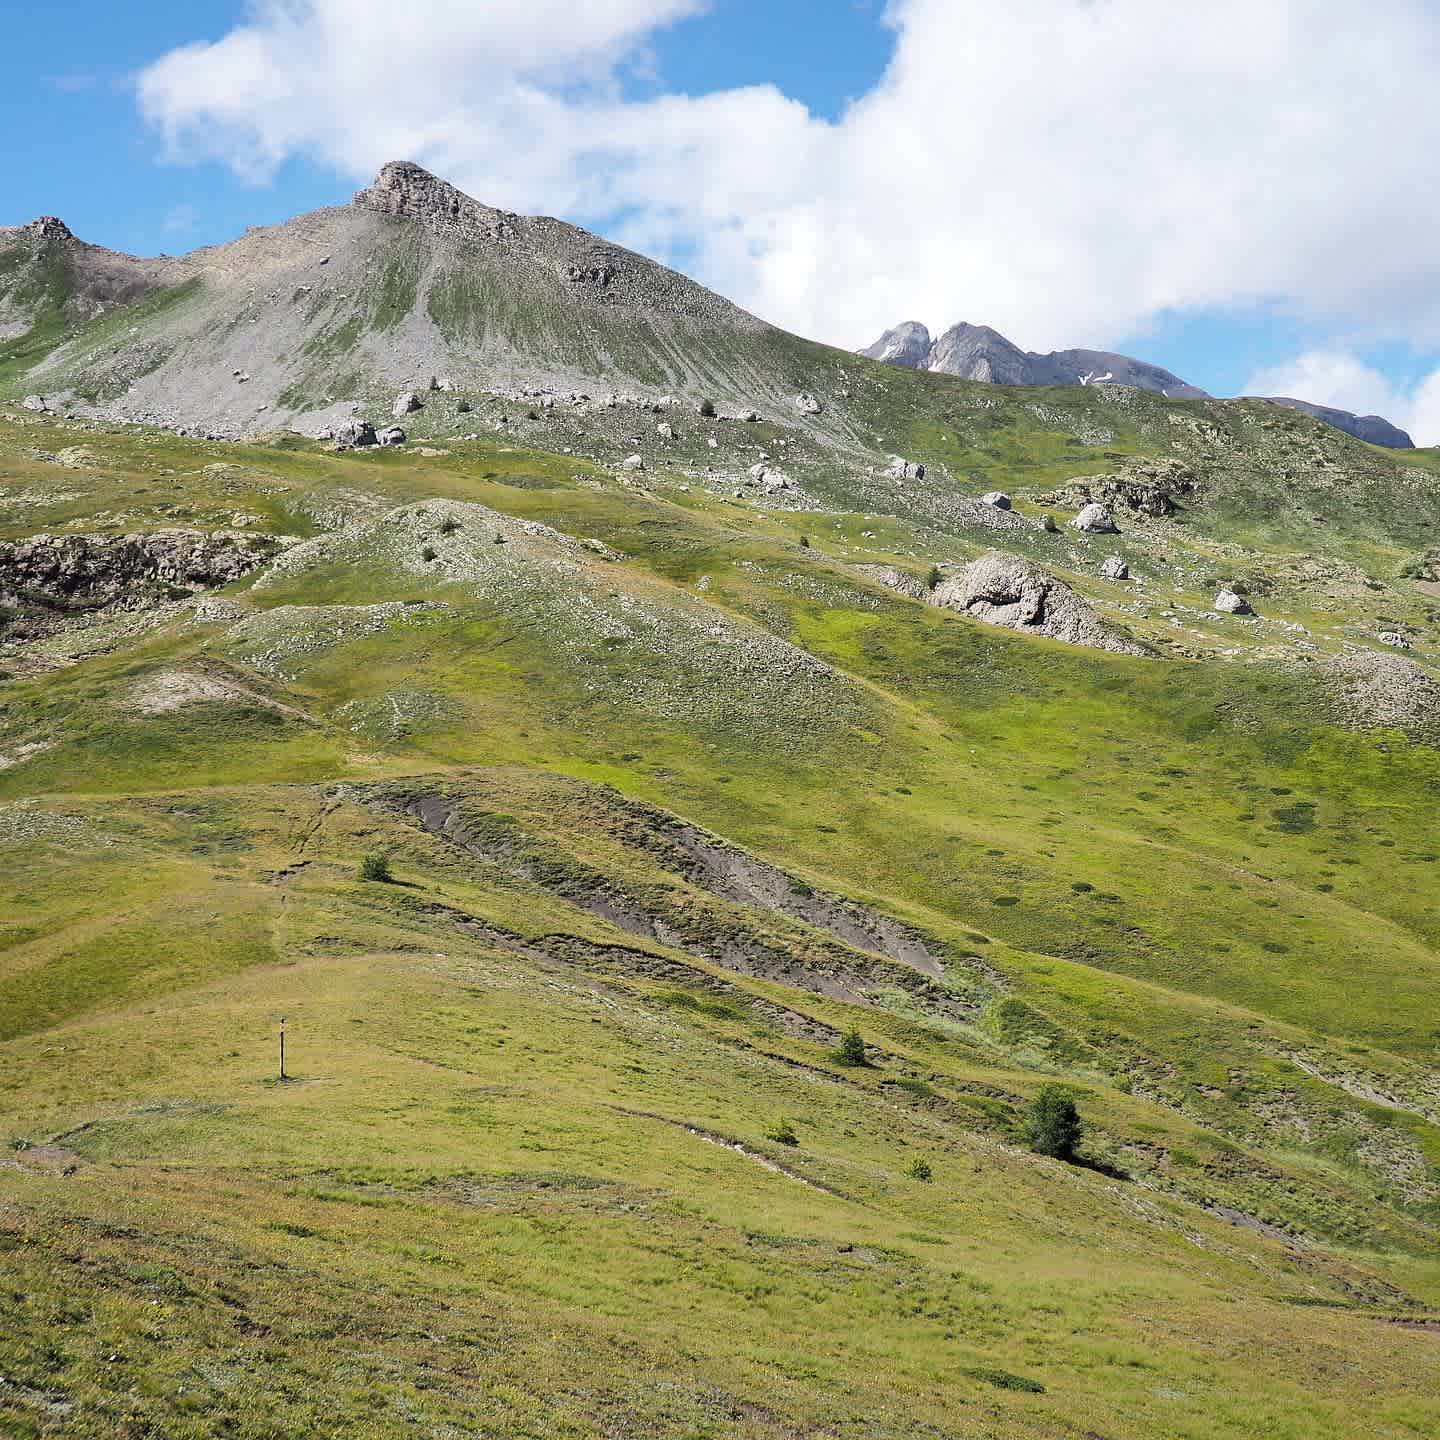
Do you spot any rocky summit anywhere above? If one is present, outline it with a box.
[3,162,1440,1440]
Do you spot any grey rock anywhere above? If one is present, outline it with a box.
[622,454,645,470]
[393,391,424,418]
[859,321,933,369]
[794,392,824,415]
[1214,588,1253,615]
[333,420,378,450]
[1072,503,1118,534]
[1100,555,1131,581]
[1253,397,1414,449]
[982,491,1012,510]
[1378,630,1412,649]
[931,552,1145,655]
[21,395,47,413]
[883,455,926,481]
[376,426,407,446]
[657,422,675,440]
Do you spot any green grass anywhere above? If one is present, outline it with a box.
[1,406,1439,1437]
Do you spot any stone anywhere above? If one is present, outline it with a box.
[794,393,824,415]
[657,422,675,440]
[982,491,1012,510]
[393,391,424,418]
[735,409,760,423]
[883,456,926,481]
[1071,502,1118,533]
[21,395,47,413]
[1378,631,1412,649]
[1214,588,1253,615]
[1100,556,1130,580]
[376,426,407,446]
[930,552,1146,655]
[622,454,645,471]
[332,420,378,450]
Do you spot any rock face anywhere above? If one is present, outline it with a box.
[0,530,283,621]
[861,319,1208,399]
[1072,503,1118,534]
[930,553,1146,654]
[1214,588,1253,615]
[1100,556,1130,580]
[1254,397,1414,450]
[859,322,933,369]
[333,420,378,450]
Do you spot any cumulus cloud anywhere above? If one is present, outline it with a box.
[138,0,1440,360]
[1246,351,1440,445]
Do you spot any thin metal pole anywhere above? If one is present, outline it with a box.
[280,1016,287,1081]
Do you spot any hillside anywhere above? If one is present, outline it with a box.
[2,167,1440,1438]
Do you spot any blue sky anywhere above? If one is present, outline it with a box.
[8,0,1440,434]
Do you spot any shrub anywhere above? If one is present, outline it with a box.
[905,1157,933,1182]
[833,1028,869,1067]
[1026,1084,1082,1161]
[420,544,438,563]
[359,853,393,883]
[698,397,717,418]
[766,1118,799,1147]
[799,535,810,548]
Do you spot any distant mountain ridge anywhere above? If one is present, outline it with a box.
[1255,396,1414,449]
[861,319,1417,449]
[860,320,1209,399]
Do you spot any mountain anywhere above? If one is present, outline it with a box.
[4,164,1440,1440]
[861,319,1210,398]
[1254,394,1415,449]
[0,162,838,439]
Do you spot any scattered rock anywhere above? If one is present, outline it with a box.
[1328,652,1440,733]
[1214,588,1253,615]
[1071,503,1118,534]
[982,491,1012,511]
[393,391,424,418]
[931,552,1146,654]
[794,393,824,415]
[1100,556,1130,580]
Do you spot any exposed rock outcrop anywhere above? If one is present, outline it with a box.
[0,530,284,621]
[930,553,1146,654]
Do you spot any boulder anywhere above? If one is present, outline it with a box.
[333,420,378,450]
[657,422,676,440]
[393,391,424,418]
[883,456,926,481]
[931,552,1146,655]
[376,426,407,446]
[1214,588,1253,615]
[982,491,1012,510]
[736,409,761,423]
[794,393,824,415]
[622,454,645,471]
[1100,556,1130,580]
[1071,503,1118,534]
[21,395,47,413]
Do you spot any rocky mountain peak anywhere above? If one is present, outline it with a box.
[352,161,514,238]
[23,216,73,242]
[859,321,932,368]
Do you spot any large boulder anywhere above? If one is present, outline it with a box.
[931,552,1146,655]
[393,391,424,418]
[794,393,824,415]
[982,491,1012,510]
[883,456,926,481]
[375,426,407,446]
[332,420,378,450]
[1214,588,1253,615]
[1100,556,1130,580]
[1071,503,1118,534]
[21,395,47,413]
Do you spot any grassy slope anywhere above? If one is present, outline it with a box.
[1,406,1439,1438]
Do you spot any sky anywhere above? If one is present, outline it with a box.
[7,0,1440,441]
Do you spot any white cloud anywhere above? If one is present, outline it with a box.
[1245,350,1440,445]
[137,0,1440,361]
